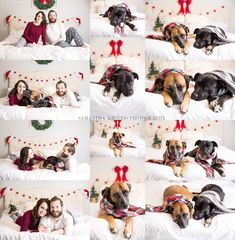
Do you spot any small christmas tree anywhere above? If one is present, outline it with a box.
[101,129,107,138]
[153,16,164,32]
[90,59,96,74]
[8,204,17,214]
[152,132,162,149]
[147,61,159,80]
[90,185,99,203]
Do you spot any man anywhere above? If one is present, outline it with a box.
[52,80,79,108]
[39,196,74,235]
[46,10,86,48]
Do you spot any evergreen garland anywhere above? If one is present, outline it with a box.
[31,120,53,130]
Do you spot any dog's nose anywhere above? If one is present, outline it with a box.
[193,214,199,220]
[191,92,198,99]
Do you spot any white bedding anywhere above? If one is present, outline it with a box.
[90,12,145,37]
[145,32,235,60]
[0,96,90,120]
[145,92,235,120]
[0,210,89,240]
[90,134,145,158]
[145,180,235,240]
[0,31,89,60]
[0,158,90,181]
[145,145,235,181]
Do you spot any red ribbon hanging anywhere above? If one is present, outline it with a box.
[114,166,122,181]
[109,40,116,56]
[178,0,192,15]
[113,120,122,129]
[122,165,129,182]
[109,40,123,56]
[116,40,123,56]
[114,166,129,182]
[174,120,187,131]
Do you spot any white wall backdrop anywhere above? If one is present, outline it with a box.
[0,120,90,161]
[0,0,90,42]
[0,60,89,98]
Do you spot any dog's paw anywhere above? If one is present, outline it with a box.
[109,224,118,234]
[183,47,189,55]
[205,46,213,55]
[180,102,189,113]
[164,98,173,107]
[174,170,180,177]
[112,96,119,102]
[204,218,212,228]
[124,225,132,239]
[103,90,109,97]
[209,99,222,112]
[180,171,186,177]
[175,47,182,54]
[132,26,137,31]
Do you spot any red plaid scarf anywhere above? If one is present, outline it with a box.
[98,64,133,85]
[146,194,193,213]
[195,150,217,178]
[145,68,186,93]
[110,138,136,150]
[163,148,185,165]
[100,197,145,218]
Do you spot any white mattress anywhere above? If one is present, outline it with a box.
[0,210,89,240]
[145,145,235,181]
[145,180,235,240]
[145,32,235,60]
[90,134,145,158]
[0,31,89,60]
[0,96,90,120]
[0,158,90,181]
[145,92,235,120]
[90,12,145,37]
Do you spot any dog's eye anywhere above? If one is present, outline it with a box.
[167,87,173,92]
[114,193,119,198]
[177,85,183,90]
[176,146,180,150]
[180,34,186,38]
[122,191,128,196]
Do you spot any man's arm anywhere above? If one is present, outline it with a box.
[52,94,61,108]
[58,23,66,42]
[67,90,79,107]
[64,213,74,235]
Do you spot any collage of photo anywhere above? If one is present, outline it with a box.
[0,0,235,240]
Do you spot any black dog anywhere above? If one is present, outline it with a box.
[191,70,235,112]
[20,90,52,108]
[101,3,137,33]
[43,156,65,172]
[193,25,235,55]
[185,140,225,177]
[98,65,139,102]
[193,184,225,227]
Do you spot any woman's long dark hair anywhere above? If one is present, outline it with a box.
[34,11,47,26]
[8,80,29,97]
[31,198,50,229]
[18,147,32,170]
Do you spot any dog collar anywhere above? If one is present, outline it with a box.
[164,148,185,165]
[196,150,216,161]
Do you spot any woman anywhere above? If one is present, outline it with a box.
[14,147,45,171]
[8,80,29,106]
[9,198,50,232]
[13,11,47,47]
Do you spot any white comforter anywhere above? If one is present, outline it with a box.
[146,180,235,240]
[90,12,145,37]
[0,96,90,120]
[145,145,235,181]
[0,158,90,181]
[0,31,89,60]
[145,33,235,60]
[145,92,235,120]
[0,210,89,240]
[90,135,145,158]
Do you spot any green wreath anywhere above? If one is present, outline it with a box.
[35,60,53,65]
[34,0,55,10]
[31,120,53,130]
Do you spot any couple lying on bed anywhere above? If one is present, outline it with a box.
[8,80,80,108]
[13,143,77,172]
[9,196,73,235]
[9,10,86,48]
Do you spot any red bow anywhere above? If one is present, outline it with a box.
[174,120,187,131]
[109,40,123,56]
[114,165,129,182]
[40,0,50,4]
[83,189,89,198]
[178,0,192,15]
[113,120,122,129]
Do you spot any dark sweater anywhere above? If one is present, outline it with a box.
[14,154,45,171]
[16,210,39,232]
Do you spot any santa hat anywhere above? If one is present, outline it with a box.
[0,187,8,199]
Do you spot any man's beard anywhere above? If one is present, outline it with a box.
[56,91,66,97]
[49,18,57,23]
[61,152,68,158]
[51,210,62,218]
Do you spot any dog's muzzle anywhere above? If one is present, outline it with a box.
[176,35,186,48]
[174,214,189,228]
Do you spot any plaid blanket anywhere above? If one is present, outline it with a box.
[100,197,145,218]
[98,64,133,86]
[146,194,193,212]
[145,68,186,93]
[110,138,136,149]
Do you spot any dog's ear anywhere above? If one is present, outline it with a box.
[195,140,201,146]
[217,80,227,95]
[166,140,170,146]
[184,75,193,88]
[122,133,125,137]
[167,205,173,213]
[211,33,218,43]
[101,187,110,198]
[193,28,200,34]
[163,27,171,41]
[102,7,114,17]
[182,142,187,149]
[113,132,116,137]
[193,73,201,82]
[132,72,139,80]
[192,196,198,202]
[182,24,189,35]
[212,141,218,148]
[126,183,131,192]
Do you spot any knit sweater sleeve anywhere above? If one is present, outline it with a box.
[19,211,32,232]
[22,22,34,43]
[9,95,16,106]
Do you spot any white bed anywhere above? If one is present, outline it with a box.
[145,144,235,181]
[145,180,235,240]
[90,134,145,158]
[90,183,145,240]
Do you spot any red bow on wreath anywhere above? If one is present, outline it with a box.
[178,0,192,15]
[109,40,123,56]
[113,120,122,129]
[40,0,50,3]
[174,120,187,131]
[114,166,129,182]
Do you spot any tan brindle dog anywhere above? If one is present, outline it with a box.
[163,185,194,229]
[98,182,133,239]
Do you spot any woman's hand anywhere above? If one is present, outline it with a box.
[38,225,49,232]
